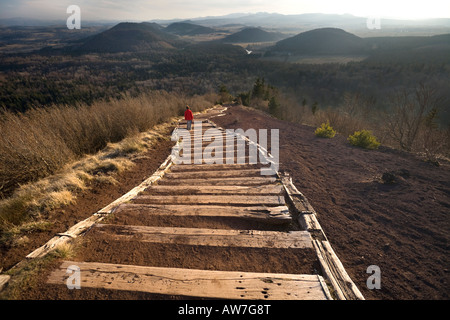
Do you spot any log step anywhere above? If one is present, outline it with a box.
[172,158,262,166]
[48,261,331,300]
[143,185,283,195]
[164,169,270,179]
[170,163,262,172]
[112,204,292,224]
[92,224,312,249]
[132,195,285,206]
[156,177,277,186]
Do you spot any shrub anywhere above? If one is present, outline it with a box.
[315,121,336,138]
[348,130,381,150]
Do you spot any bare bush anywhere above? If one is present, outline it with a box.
[383,83,443,153]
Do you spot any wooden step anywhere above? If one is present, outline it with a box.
[164,169,269,179]
[172,157,258,166]
[133,195,285,206]
[143,185,283,195]
[170,163,262,172]
[92,224,312,249]
[156,177,277,186]
[112,204,292,224]
[48,261,331,300]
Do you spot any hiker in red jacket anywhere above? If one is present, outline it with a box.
[184,105,194,130]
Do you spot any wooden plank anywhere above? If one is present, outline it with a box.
[48,261,331,300]
[172,158,257,166]
[26,213,106,259]
[164,169,269,179]
[133,195,285,206]
[313,240,365,300]
[112,204,292,224]
[93,224,312,249]
[157,177,277,186]
[170,163,261,172]
[144,185,283,195]
[280,173,317,214]
[0,275,10,292]
[278,172,364,300]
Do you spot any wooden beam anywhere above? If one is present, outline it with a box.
[112,204,292,224]
[93,224,312,249]
[278,172,364,300]
[133,195,285,206]
[0,275,10,292]
[26,213,106,259]
[164,169,270,179]
[144,185,283,195]
[47,261,331,300]
[313,240,365,300]
[170,163,261,172]
[157,177,277,186]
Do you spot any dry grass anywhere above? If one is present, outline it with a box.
[0,239,80,300]
[0,90,217,243]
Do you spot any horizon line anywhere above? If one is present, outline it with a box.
[1,12,450,23]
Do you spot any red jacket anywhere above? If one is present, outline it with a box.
[184,109,194,121]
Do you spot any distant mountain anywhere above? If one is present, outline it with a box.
[76,22,183,52]
[269,28,367,55]
[151,13,450,36]
[220,27,287,43]
[165,22,215,36]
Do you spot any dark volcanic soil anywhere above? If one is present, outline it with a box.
[212,105,450,300]
[3,105,449,301]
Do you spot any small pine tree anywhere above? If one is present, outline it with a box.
[348,130,381,149]
[252,77,265,99]
[237,92,251,106]
[218,84,231,104]
[268,96,280,117]
[315,121,336,138]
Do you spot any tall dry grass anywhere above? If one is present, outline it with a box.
[0,90,216,234]
[0,90,215,198]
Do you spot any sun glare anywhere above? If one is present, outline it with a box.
[286,0,450,20]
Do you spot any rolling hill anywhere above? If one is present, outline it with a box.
[220,27,287,43]
[76,22,183,52]
[165,22,216,36]
[269,28,367,55]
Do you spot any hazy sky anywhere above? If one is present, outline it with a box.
[1,0,449,21]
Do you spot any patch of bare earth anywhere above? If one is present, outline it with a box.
[212,105,450,300]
